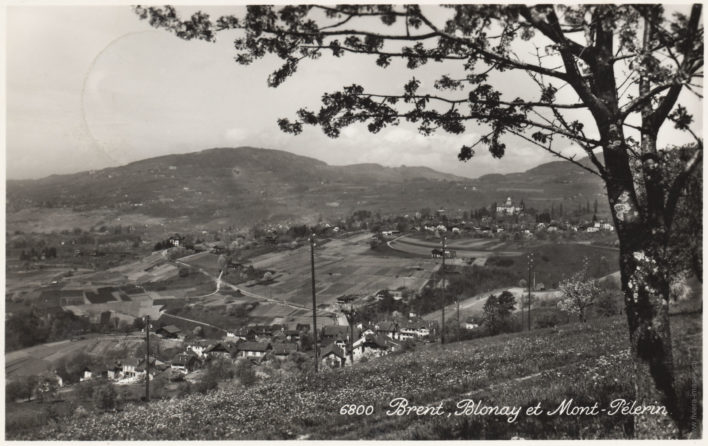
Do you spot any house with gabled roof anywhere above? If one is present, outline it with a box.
[272,342,298,360]
[399,320,430,339]
[375,321,399,340]
[120,358,140,378]
[236,341,272,359]
[352,333,395,362]
[171,353,199,373]
[205,342,235,359]
[320,343,347,368]
[156,325,182,339]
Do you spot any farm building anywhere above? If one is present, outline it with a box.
[171,353,199,373]
[272,342,298,360]
[156,325,182,338]
[205,342,235,359]
[375,321,399,339]
[320,344,347,368]
[236,341,272,359]
[464,317,480,330]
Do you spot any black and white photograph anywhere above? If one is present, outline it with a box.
[4,2,703,440]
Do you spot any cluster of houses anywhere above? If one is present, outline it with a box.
[72,317,438,387]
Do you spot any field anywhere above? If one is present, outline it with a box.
[23,312,702,440]
[5,335,146,380]
[391,235,619,287]
[182,233,439,308]
[389,235,523,260]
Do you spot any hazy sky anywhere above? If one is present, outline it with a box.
[5,4,703,179]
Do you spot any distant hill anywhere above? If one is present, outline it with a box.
[6,147,607,229]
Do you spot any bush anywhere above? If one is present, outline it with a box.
[73,406,89,418]
[534,312,562,329]
[235,360,257,387]
[6,379,28,403]
[195,374,218,394]
[93,384,117,411]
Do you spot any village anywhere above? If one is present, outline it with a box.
[6,193,627,417]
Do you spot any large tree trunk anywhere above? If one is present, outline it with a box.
[617,226,681,438]
[601,125,682,437]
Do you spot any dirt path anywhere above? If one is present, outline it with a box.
[175,260,336,318]
[159,312,228,333]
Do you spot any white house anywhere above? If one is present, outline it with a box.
[80,367,93,382]
[464,317,480,330]
[399,321,431,339]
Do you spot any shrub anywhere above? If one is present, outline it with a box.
[195,374,218,394]
[235,360,257,387]
[534,312,561,329]
[93,384,117,411]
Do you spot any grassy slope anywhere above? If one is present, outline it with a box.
[22,313,701,440]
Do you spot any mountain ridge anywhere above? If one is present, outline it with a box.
[7,146,607,228]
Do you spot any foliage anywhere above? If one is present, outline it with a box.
[482,291,516,335]
[93,383,118,411]
[595,289,622,317]
[21,314,701,440]
[132,3,702,430]
[235,360,258,387]
[5,307,92,351]
[557,258,601,322]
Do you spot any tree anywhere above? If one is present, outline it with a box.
[482,290,516,335]
[34,376,59,402]
[6,377,35,403]
[557,258,601,322]
[596,288,621,317]
[93,383,117,411]
[136,4,703,435]
[482,294,500,334]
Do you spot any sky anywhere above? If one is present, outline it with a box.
[5,4,703,180]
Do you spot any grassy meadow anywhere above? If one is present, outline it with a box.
[19,311,701,440]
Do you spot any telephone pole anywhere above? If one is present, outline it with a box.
[145,315,150,402]
[440,235,446,345]
[527,252,534,331]
[309,234,319,372]
[341,304,357,366]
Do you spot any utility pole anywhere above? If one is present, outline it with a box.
[527,252,534,331]
[309,234,319,372]
[440,235,446,345]
[341,303,357,366]
[145,315,150,402]
[456,294,460,343]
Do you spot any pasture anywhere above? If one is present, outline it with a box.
[5,335,145,380]
[241,233,438,307]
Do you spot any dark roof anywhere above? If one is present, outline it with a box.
[121,358,140,367]
[172,354,195,366]
[376,321,398,332]
[272,343,298,355]
[205,342,232,354]
[321,325,349,337]
[320,343,346,359]
[362,334,389,349]
[401,321,428,330]
[237,341,272,352]
[158,325,181,334]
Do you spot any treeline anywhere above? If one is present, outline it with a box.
[5,308,93,351]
